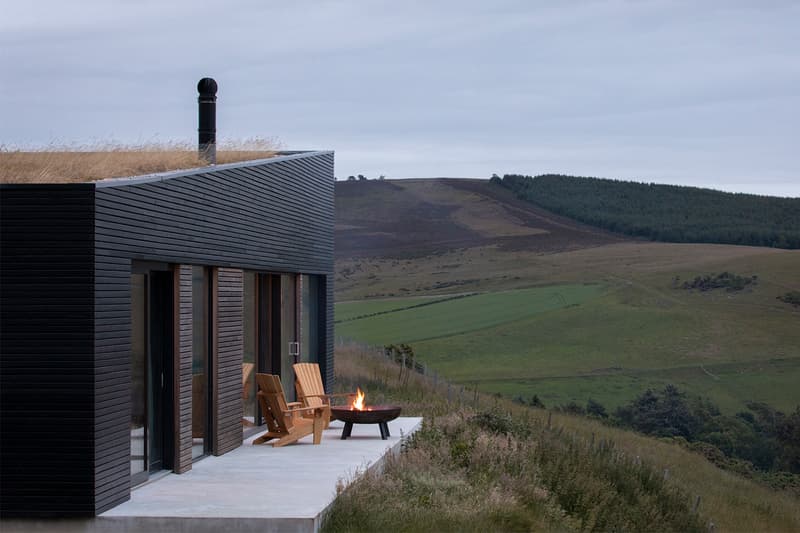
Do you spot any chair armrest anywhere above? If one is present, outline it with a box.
[287,401,303,408]
[284,406,327,415]
[301,392,356,399]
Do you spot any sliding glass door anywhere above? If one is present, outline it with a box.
[191,266,211,460]
[242,272,322,427]
[130,264,175,485]
[242,272,257,427]
[130,274,147,485]
[300,274,320,364]
[280,274,298,400]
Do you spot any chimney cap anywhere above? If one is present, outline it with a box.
[197,77,218,96]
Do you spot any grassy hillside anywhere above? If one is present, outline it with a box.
[496,173,800,248]
[335,179,800,416]
[323,345,800,532]
[332,178,800,529]
[336,253,800,414]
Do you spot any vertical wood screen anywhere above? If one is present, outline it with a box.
[173,265,193,473]
[213,268,244,455]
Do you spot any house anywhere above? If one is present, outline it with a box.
[0,151,334,517]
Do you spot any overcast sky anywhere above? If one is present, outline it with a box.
[1,1,798,196]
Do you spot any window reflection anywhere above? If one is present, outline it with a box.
[300,275,319,364]
[242,272,257,427]
[130,274,147,480]
[191,266,209,460]
[280,274,297,401]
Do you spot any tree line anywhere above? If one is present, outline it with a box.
[517,386,800,492]
[492,174,800,249]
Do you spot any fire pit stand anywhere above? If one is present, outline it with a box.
[330,405,402,440]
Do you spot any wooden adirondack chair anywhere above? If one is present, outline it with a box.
[293,363,357,429]
[252,373,325,447]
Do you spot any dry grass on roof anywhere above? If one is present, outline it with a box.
[0,138,281,184]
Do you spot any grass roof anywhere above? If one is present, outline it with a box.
[0,140,280,184]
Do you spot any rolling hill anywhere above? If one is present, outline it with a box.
[335,178,626,260]
[334,178,800,418]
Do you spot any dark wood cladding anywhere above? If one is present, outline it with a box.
[0,185,96,517]
[94,153,334,274]
[92,152,334,511]
[93,252,132,514]
[1,151,334,517]
[174,265,193,473]
[322,276,335,388]
[213,268,244,455]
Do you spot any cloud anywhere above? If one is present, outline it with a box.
[1,0,797,196]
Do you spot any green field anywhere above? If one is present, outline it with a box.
[335,295,445,323]
[335,276,800,414]
[336,284,604,345]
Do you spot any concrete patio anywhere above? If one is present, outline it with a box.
[3,417,422,533]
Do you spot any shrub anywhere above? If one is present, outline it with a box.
[777,291,800,308]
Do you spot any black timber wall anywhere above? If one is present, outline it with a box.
[92,151,335,513]
[0,185,96,517]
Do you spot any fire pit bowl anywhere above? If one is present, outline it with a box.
[330,405,402,440]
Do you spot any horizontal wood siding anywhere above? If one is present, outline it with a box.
[322,275,335,390]
[94,153,334,274]
[92,152,334,512]
[93,253,131,514]
[0,185,96,517]
[214,268,244,455]
[174,265,193,473]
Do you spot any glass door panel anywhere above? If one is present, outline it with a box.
[242,272,257,427]
[130,274,147,484]
[300,275,319,364]
[191,266,210,460]
[280,274,298,401]
[147,271,174,473]
[131,266,174,481]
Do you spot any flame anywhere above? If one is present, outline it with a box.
[352,387,365,410]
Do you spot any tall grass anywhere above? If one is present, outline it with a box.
[0,138,280,184]
[324,344,800,532]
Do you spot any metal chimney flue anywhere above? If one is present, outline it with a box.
[197,77,218,164]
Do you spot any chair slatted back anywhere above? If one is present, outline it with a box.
[256,373,293,433]
[242,362,255,400]
[294,363,325,408]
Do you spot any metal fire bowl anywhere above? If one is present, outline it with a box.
[330,405,402,424]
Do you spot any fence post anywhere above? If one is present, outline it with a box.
[398,355,403,382]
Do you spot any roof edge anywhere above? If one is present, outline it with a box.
[94,150,333,189]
